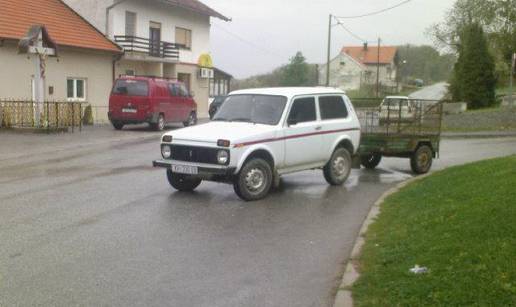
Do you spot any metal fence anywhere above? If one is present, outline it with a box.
[0,99,83,131]
[352,98,444,136]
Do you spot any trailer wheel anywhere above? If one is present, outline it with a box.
[410,145,433,174]
[361,154,382,169]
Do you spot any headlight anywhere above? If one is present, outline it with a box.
[217,150,229,164]
[161,145,172,159]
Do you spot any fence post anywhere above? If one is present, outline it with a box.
[71,103,75,133]
[46,101,49,133]
[56,102,59,128]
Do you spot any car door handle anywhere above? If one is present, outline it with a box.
[315,126,322,131]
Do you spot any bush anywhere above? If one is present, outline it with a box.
[82,105,94,125]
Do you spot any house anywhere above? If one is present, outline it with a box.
[63,0,230,117]
[319,44,399,92]
[0,0,122,121]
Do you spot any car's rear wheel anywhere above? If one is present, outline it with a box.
[410,145,433,174]
[183,111,197,127]
[151,114,165,131]
[166,169,202,191]
[361,153,382,169]
[112,122,124,130]
[233,158,272,201]
[323,147,352,185]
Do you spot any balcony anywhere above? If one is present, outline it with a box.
[114,36,181,60]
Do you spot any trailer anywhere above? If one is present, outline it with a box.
[354,97,444,174]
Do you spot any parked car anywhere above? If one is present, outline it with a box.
[208,95,227,119]
[379,96,416,124]
[153,87,361,201]
[108,76,197,131]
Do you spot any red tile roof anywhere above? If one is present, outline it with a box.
[341,46,397,65]
[0,0,121,53]
[161,0,230,21]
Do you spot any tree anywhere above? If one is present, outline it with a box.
[397,45,456,83]
[280,52,310,86]
[429,0,516,82]
[451,23,497,108]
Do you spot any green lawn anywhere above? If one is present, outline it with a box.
[352,156,516,306]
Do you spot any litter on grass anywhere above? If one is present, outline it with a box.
[409,265,428,274]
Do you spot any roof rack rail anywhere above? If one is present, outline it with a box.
[118,74,179,81]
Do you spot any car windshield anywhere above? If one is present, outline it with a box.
[112,80,149,96]
[213,95,287,125]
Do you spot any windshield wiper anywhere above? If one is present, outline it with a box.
[229,118,253,123]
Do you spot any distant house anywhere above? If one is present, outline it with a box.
[0,0,122,121]
[319,44,399,91]
[63,0,231,117]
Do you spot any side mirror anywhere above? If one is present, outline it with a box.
[287,118,298,126]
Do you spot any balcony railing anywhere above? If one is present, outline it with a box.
[114,35,181,60]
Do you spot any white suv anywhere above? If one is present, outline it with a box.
[153,87,361,201]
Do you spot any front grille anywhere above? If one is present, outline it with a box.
[168,145,228,165]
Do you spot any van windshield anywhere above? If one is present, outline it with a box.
[112,80,149,96]
[213,95,287,125]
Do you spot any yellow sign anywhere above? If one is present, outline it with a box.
[198,53,213,68]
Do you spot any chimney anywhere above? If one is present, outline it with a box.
[363,42,368,51]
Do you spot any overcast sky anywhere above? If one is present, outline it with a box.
[201,0,455,79]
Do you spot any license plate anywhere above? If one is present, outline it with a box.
[171,164,198,175]
[122,108,137,113]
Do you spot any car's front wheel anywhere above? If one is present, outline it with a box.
[233,158,273,201]
[151,114,165,131]
[183,111,197,127]
[323,147,352,185]
[167,169,202,191]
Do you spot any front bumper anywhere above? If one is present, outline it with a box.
[153,159,236,176]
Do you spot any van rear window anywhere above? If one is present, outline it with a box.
[112,80,149,96]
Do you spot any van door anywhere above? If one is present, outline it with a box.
[284,96,324,167]
[168,83,184,122]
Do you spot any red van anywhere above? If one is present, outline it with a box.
[108,76,198,131]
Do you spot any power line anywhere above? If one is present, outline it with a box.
[334,0,415,19]
[333,18,370,43]
[212,24,285,60]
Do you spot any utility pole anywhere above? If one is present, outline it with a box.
[376,37,381,98]
[326,14,332,87]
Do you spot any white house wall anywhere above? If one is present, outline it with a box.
[110,0,211,64]
[319,53,364,91]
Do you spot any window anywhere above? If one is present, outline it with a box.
[125,11,136,36]
[169,83,180,96]
[112,79,148,96]
[213,95,287,126]
[319,96,348,120]
[67,78,86,101]
[175,27,192,49]
[125,69,135,76]
[288,97,316,124]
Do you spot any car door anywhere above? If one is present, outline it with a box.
[168,83,183,122]
[283,96,324,167]
[318,95,352,156]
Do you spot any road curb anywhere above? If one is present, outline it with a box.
[333,173,432,307]
[442,132,516,139]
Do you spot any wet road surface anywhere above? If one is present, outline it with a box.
[409,82,448,100]
[1,132,516,307]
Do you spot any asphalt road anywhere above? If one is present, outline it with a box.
[1,128,516,307]
[409,82,448,100]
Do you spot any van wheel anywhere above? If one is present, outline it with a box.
[112,122,124,130]
[166,169,202,191]
[361,154,382,169]
[410,145,433,174]
[151,114,165,131]
[183,112,197,127]
[233,158,272,201]
[323,147,352,185]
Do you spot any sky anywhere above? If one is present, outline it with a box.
[201,0,455,79]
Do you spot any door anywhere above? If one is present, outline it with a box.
[167,83,183,122]
[149,22,161,57]
[284,96,324,167]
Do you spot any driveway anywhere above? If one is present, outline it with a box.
[1,126,516,307]
[409,82,448,100]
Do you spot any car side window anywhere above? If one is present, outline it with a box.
[169,84,180,97]
[179,84,189,97]
[288,97,316,124]
[319,96,348,120]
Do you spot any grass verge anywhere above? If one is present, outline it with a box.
[352,156,516,306]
